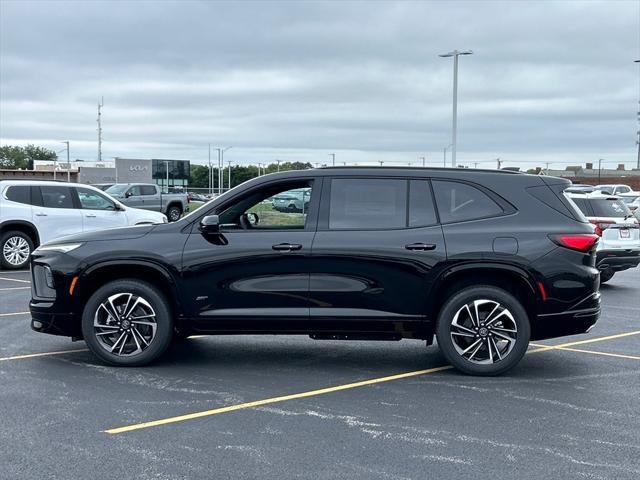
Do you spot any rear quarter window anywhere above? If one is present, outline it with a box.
[5,185,31,205]
[589,199,632,218]
[433,180,504,223]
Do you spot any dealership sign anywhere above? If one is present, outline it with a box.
[129,164,149,172]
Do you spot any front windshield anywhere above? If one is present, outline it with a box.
[105,184,129,195]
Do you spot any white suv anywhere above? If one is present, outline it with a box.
[566,192,640,283]
[0,180,167,269]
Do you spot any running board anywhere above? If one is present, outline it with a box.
[309,333,402,341]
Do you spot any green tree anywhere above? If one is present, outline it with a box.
[0,144,57,169]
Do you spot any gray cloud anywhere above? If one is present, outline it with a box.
[0,0,638,169]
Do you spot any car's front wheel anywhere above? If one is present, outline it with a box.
[81,280,173,366]
[435,286,530,376]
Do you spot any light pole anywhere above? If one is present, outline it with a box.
[635,60,639,169]
[598,158,604,183]
[329,153,335,166]
[164,161,170,192]
[276,159,281,172]
[216,147,231,193]
[443,144,453,166]
[439,49,473,167]
[61,141,70,182]
[208,144,212,195]
[227,161,232,189]
[419,156,426,167]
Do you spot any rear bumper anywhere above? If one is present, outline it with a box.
[531,292,600,341]
[596,249,640,272]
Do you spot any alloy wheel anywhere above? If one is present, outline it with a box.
[3,236,30,266]
[449,299,517,365]
[93,292,157,356]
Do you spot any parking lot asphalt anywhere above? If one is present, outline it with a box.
[0,268,638,479]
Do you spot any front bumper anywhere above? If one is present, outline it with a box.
[531,292,600,341]
[596,249,640,272]
[30,306,81,338]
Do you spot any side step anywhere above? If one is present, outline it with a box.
[309,333,402,341]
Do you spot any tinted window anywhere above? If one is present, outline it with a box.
[588,199,632,218]
[6,185,30,205]
[41,186,74,209]
[76,188,115,210]
[570,197,593,216]
[433,181,503,223]
[329,179,406,229]
[408,180,437,227]
[140,185,156,195]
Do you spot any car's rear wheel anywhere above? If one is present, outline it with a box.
[1,230,34,270]
[166,205,182,222]
[81,280,173,366]
[599,269,614,283]
[435,286,530,376]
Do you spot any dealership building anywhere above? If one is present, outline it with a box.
[28,158,191,191]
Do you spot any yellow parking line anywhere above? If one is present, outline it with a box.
[0,311,30,317]
[105,328,640,435]
[551,346,640,361]
[529,330,640,352]
[0,286,30,291]
[0,348,89,362]
[104,365,454,434]
[0,276,30,284]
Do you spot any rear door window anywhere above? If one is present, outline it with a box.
[408,180,438,227]
[433,180,503,223]
[140,185,157,195]
[6,185,31,205]
[40,186,74,209]
[329,178,407,229]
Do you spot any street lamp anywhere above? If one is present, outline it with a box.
[216,146,232,193]
[164,160,170,192]
[61,141,70,182]
[439,49,473,167]
[329,153,335,166]
[443,144,453,167]
[635,60,639,170]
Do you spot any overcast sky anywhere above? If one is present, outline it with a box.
[1,0,638,169]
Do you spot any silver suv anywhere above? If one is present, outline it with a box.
[566,192,640,283]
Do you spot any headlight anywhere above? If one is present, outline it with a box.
[35,243,83,254]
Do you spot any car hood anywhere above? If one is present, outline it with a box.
[44,224,156,245]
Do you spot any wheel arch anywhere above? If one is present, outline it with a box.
[77,260,183,326]
[428,263,539,330]
[0,220,41,247]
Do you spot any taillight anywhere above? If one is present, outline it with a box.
[550,234,599,252]
[588,219,615,237]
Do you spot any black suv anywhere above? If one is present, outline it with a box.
[30,168,600,375]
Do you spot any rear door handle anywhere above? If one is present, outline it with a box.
[405,243,437,251]
[86,214,97,218]
[272,243,303,252]
[35,212,48,217]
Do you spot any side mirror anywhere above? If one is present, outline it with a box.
[114,203,125,211]
[200,215,220,234]
[125,191,133,198]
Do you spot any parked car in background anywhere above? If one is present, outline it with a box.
[93,183,114,191]
[188,192,210,203]
[30,167,601,376]
[565,183,594,194]
[105,183,189,222]
[566,192,640,283]
[272,187,311,212]
[594,184,633,195]
[0,180,166,270]
[619,192,640,213]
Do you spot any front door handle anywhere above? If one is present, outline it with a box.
[35,212,48,217]
[405,243,437,251]
[86,214,97,218]
[272,243,303,252]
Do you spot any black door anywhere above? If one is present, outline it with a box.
[181,178,319,333]
[308,177,446,335]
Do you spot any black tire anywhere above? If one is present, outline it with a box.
[435,286,531,376]
[1,230,34,270]
[81,280,173,366]
[166,205,182,222]
[599,269,614,284]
